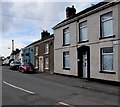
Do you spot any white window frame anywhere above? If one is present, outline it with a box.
[63,51,70,69]
[45,57,49,69]
[63,28,70,45]
[35,58,38,69]
[79,21,88,42]
[101,12,113,38]
[35,46,38,56]
[101,47,114,72]
[45,43,49,54]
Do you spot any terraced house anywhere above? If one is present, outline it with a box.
[34,31,54,74]
[22,45,34,65]
[53,1,120,82]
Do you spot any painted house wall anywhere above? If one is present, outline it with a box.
[118,3,120,82]
[80,4,119,81]
[54,22,78,76]
[18,50,22,63]
[15,50,22,62]
[49,39,54,74]
[54,3,119,82]
[22,46,34,65]
[34,37,54,74]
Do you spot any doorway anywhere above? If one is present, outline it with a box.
[78,46,90,79]
[39,56,43,72]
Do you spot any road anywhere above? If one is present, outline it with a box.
[2,66,119,106]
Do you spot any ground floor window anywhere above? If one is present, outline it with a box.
[35,58,38,68]
[101,47,113,72]
[63,51,70,69]
[45,58,49,69]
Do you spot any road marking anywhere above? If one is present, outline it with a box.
[3,81,35,95]
[58,102,70,106]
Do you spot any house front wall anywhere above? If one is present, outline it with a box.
[22,47,34,65]
[90,42,119,82]
[80,4,119,82]
[118,3,120,82]
[49,39,54,74]
[34,38,54,74]
[54,47,78,76]
[54,3,119,82]
[38,42,44,72]
[54,22,78,76]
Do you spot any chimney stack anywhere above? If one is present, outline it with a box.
[66,5,76,18]
[41,30,50,39]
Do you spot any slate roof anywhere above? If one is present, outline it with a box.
[24,34,54,48]
[53,1,119,29]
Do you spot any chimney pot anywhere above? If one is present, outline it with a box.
[66,5,76,19]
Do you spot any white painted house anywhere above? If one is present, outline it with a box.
[53,1,120,82]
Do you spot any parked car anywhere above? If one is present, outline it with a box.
[10,61,21,70]
[18,62,35,73]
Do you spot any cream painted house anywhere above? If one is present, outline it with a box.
[53,1,120,82]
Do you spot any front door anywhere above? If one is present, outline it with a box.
[39,56,43,72]
[78,46,90,79]
[82,52,88,78]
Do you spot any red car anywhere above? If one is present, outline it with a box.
[18,62,35,73]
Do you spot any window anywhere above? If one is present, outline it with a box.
[45,43,49,54]
[45,58,49,69]
[63,51,70,69]
[35,46,38,55]
[100,12,113,38]
[79,21,88,42]
[28,48,30,53]
[35,58,38,68]
[63,28,70,45]
[101,47,113,72]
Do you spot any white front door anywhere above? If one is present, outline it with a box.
[39,56,43,72]
[83,52,88,78]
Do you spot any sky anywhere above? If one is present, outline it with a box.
[0,0,103,57]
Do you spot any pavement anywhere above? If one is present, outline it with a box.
[34,72,119,95]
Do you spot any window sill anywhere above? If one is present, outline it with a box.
[63,68,70,70]
[99,71,116,74]
[35,67,38,69]
[44,52,49,55]
[62,44,70,46]
[78,40,89,44]
[99,35,115,40]
[45,68,49,70]
[35,54,38,56]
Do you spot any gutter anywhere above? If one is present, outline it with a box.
[53,1,120,30]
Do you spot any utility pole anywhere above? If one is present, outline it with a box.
[12,40,15,60]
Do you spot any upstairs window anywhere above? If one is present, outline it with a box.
[79,21,88,42]
[45,43,49,54]
[100,12,113,38]
[63,27,70,45]
[35,46,38,56]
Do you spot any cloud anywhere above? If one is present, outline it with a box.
[2,1,102,34]
[1,1,102,57]
[1,2,15,33]
[1,0,103,2]
[2,2,70,34]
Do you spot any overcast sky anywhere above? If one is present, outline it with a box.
[0,0,103,57]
